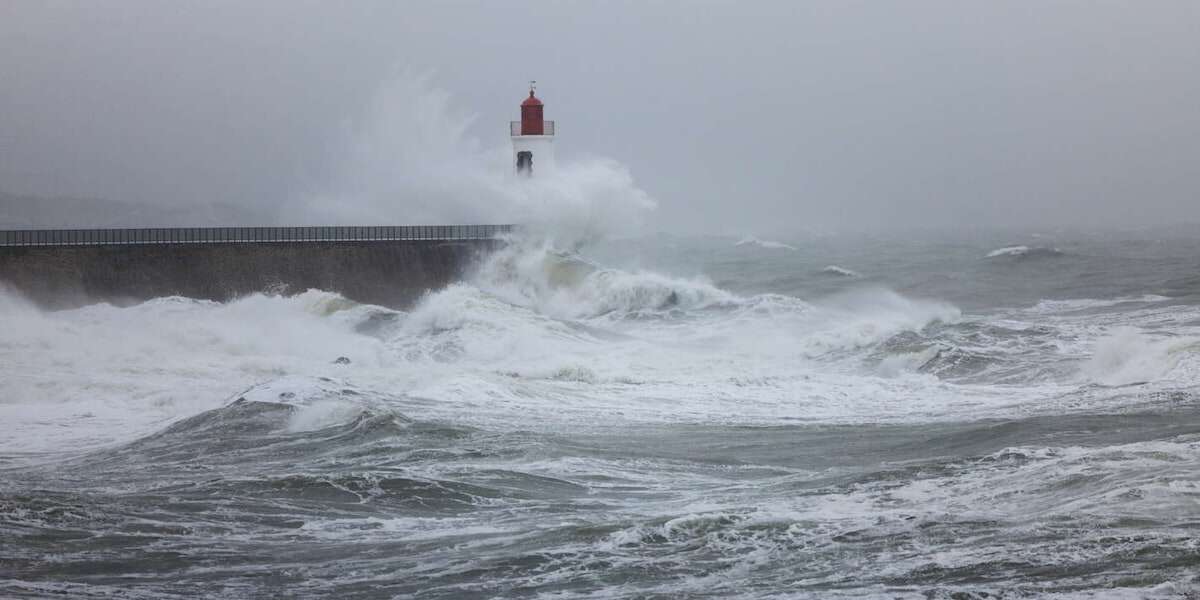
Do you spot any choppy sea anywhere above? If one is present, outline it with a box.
[3,227,1200,598]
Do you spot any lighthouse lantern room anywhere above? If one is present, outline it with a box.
[510,82,555,176]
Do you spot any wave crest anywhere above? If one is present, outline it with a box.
[470,239,737,320]
[1083,327,1196,386]
[985,245,1064,260]
[822,265,861,278]
[734,236,796,251]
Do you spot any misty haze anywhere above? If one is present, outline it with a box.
[2,2,1200,599]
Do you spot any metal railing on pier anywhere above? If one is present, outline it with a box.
[0,224,516,247]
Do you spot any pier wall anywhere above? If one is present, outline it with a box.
[0,226,510,309]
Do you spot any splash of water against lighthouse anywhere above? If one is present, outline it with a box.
[296,72,656,249]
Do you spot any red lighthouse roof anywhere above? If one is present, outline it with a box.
[511,82,554,136]
[521,90,543,107]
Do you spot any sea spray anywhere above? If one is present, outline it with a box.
[1082,326,1194,386]
[298,71,656,249]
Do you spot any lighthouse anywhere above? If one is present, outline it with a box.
[511,82,555,176]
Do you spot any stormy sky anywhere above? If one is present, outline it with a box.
[2,1,1198,233]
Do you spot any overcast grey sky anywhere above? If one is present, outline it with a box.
[2,1,1198,232]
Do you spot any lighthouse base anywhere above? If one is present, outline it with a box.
[511,135,556,176]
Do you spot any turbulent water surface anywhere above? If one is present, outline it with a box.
[3,228,1200,599]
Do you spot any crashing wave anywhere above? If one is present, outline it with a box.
[797,288,962,357]
[564,269,738,318]
[876,345,942,377]
[470,239,738,320]
[1082,327,1197,386]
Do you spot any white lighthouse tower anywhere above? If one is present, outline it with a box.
[511,82,555,176]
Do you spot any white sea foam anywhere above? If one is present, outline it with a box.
[1,247,1115,459]
[0,290,387,458]
[11,225,1197,462]
[574,435,1200,597]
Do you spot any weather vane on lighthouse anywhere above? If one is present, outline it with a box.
[511,81,555,176]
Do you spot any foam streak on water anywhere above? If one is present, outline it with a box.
[3,230,1200,599]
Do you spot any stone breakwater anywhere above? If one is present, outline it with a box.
[0,238,504,309]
